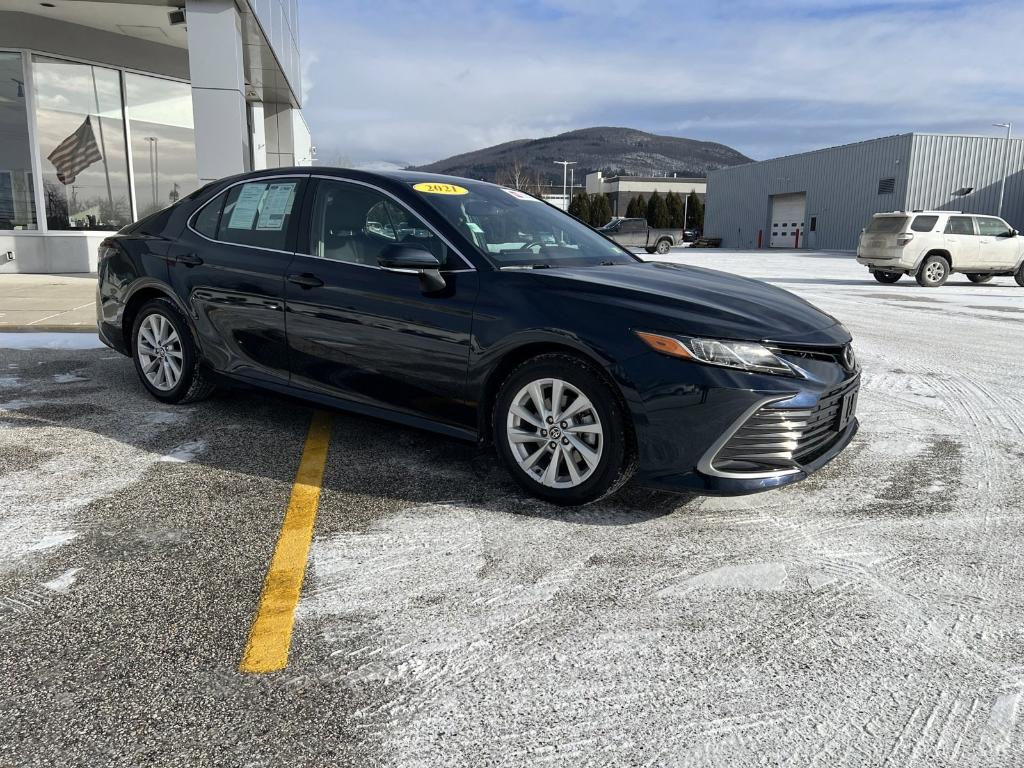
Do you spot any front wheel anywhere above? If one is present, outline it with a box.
[1015,262,1024,287]
[131,297,214,404]
[493,354,636,505]
[655,239,672,255]
[915,255,950,287]
[873,271,901,284]
[966,273,993,284]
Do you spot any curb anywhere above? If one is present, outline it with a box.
[0,325,98,333]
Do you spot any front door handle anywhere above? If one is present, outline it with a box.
[287,273,324,288]
[175,253,204,266]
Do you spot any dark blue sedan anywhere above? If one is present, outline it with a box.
[96,169,859,505]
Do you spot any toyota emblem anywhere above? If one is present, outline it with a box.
[842,344,857,371]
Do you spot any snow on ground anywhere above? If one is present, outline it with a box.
[298,250,1024,766]
[2,253,1023,765]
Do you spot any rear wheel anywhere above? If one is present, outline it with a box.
[131,298,214,404]
[873,271,901,284]
[1015,262,1024,287]
[655,238,672,255]
[916,254,949,287]
[493,354,636,505]
[966,273,993,284]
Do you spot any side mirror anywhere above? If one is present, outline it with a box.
[1011,229,1019,238]
[378,244,446,292]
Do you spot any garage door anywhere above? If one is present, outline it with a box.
[769,193,807,248]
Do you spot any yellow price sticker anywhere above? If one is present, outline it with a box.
[413,182,469,195]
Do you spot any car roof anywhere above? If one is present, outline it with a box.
[872,210,962,217]
[239,166,501,190]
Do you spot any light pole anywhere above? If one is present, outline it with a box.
[554,160,575,211]
[993,122,1012,217]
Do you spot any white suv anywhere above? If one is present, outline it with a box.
[856,211,1024,287]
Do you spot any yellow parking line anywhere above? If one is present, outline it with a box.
[240,410,333,673]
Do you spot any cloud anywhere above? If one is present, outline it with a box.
[299,0,1024,170]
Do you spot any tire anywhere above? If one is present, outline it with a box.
[966,273,993,284]
[131,297,214,404]
[493,353,636,505]
[655,239,671,255]
[873,271,901,284]
[915,254,950,287]
[1016,262,1024,287]
[644,246,656,254]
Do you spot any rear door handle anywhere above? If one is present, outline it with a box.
[287,273,324,288]
[176,253,204,266]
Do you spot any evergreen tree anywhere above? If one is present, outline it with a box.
[589,194,612,227]
[646,190,669,228]
[568,191,591,223]
[626,195,644,218]
[665,191,684,228]
[687,191,704,231]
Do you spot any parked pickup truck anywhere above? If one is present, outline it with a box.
[598,218,684,255]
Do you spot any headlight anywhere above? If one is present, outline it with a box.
[636,331,798,377]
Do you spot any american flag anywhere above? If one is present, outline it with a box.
[48,116,103,185]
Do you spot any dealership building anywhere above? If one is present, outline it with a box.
[704,133,1024,250]
[0,0,312,274]
[585,172,705,218]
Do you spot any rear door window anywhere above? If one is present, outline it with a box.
[944,216,975,236]
[216,179,302,250]
[866,216,907,234]
[910,215,938,232]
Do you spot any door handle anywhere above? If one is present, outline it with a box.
[175,253,204,266]
[287,273,324,288]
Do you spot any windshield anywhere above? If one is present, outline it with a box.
[866,216,908,234]
[412,182,637,268]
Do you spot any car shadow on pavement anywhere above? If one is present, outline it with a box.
[1,352,690,528]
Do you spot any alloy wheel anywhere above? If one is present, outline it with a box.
[925,260,946,283]
[136,313,183,391]
[506,377,604,489]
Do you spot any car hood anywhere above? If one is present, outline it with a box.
[531,261,848,344]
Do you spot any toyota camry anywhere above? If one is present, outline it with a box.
[96,169,859,505]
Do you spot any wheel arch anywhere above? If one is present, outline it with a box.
[916,249,952,272]
[478,339,638,454]
[122,282,196,353]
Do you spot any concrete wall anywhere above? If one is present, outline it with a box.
[0,233,106,274]
[705,135,914,250]
[0,12,188,80]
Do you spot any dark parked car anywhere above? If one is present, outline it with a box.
[97,169,859,505]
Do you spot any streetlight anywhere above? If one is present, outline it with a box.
[554,160,575,211]
[993,122,1012,217]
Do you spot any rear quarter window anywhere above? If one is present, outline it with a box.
[866,216,907,234]
[910,215,938,232]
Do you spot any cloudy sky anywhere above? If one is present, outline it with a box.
[298,0,1024,169]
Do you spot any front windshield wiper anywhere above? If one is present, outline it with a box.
[498,264,553,270]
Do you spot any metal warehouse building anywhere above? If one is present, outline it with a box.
[705,133,1024,251]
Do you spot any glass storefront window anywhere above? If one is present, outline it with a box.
[33,56,131,231]
[0,53,37,230]
[124,73,199,218]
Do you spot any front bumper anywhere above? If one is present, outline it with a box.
[622,349,859,495]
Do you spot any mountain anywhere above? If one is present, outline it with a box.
[409,127,751,184]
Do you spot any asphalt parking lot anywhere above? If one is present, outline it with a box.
[2,250,1023,766]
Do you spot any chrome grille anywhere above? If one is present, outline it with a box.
[712,375,860,474]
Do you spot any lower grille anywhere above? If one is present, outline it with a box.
[712,375,860,474]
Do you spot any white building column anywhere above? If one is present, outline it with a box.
[185,0,250,182]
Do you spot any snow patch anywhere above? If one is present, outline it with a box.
[659,562,789,595]
[53,372,88,383]
[0,399,32,411]
[42,567,81,593]
[0,375,20,389]
[158,439,207,463]
[981,690,1021,754]
[28,531,79,552]
[0,332,105,350]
